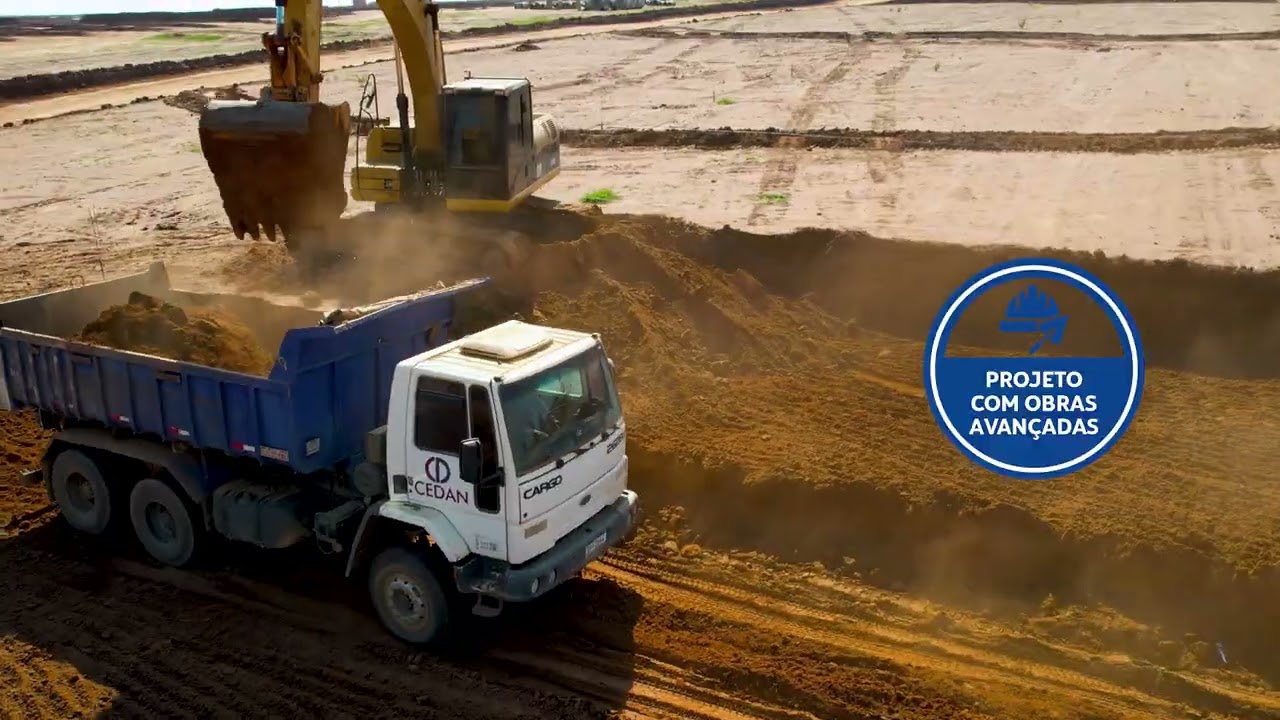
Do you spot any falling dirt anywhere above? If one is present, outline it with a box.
[74,291,275,375]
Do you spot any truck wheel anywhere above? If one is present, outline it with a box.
[129,478,202,567]
[368,547,449,645]
[50,450,113,535]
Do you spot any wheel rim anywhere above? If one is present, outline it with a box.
[385,574,430,630]
[64,473,96,514]
[144,502,179,547]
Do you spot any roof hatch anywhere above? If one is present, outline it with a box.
[459,321,554,362]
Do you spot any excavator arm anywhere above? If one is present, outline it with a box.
[262,0,322,103]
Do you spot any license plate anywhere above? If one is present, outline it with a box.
[585,532,608,561]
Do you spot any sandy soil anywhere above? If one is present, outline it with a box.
[703,1,1280,35]
[286,30,1280,133]
[2,103,1278,299]
[0,6,799,126]
[0,2,739,81]
[549,146,1280,265]
[1,0,1279,718]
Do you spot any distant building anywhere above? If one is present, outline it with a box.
[352,0,369,7]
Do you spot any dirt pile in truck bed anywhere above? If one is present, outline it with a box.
[75,292,274,375]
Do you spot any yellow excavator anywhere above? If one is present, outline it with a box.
[197,0,563,255]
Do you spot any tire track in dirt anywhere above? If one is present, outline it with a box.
[0,515,979,720]
[0,523,616,719]
[557,38,720,122]
[596,554,1280,720]
[866,46,919,210]
[746,56,858,226]
[884,0,1271,4]
[487,647,807,720]
[618,27,1280,43]
[533,39,672,95]
[561,125,1280,153]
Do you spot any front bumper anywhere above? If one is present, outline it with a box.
[454,489,638,602]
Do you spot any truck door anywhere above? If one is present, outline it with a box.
[405,376,509,560]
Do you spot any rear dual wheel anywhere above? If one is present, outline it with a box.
[50,450,114,535]
[129,478,203,568]
[50,453,202,567]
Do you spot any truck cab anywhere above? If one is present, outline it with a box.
[360,320,637,640]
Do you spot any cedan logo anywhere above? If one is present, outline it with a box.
[922,258,1145,479]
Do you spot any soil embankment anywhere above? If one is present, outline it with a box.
[563,126,1280,153]
[212,209,1280,680]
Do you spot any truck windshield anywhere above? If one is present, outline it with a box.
[499,345,622,476]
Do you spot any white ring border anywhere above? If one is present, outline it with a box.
[927,263,1140,475]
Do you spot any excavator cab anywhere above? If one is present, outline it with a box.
[441,78,561,212]
[350,77,561,212]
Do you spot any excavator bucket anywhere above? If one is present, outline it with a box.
[198,96,352,245]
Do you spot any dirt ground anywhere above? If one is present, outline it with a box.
[0,1,740,81]
[2,0,1280,718]
[702,0,1280,34]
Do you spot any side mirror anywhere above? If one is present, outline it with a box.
[459,438,482,484]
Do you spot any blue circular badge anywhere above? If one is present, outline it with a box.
[923,258,1144,479]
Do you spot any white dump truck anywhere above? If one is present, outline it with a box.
[0,265,638,645]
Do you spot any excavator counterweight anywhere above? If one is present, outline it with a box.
[199,95,351,244]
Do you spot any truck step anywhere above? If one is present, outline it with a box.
[471,594,504,618]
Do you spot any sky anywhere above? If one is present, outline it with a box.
[0,1,358,17]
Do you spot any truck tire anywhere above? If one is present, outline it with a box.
[368,547,450,645]
[129,478,202,567]
[50,449,113,535]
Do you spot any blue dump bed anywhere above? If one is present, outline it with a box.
[0,263,487,475]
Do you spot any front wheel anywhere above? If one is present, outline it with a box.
[129,478,203,567]
[368,547,450,645]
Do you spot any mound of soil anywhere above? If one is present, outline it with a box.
[75,292,274,375]
[163,85,253,115]
[0,411,52,534]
